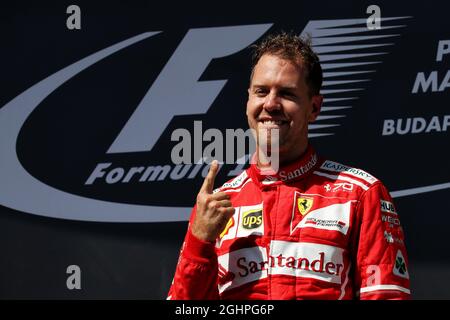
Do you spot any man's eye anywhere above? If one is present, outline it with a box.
[254,89,267,95]
[282,92,298,100]
[281,91,295,98]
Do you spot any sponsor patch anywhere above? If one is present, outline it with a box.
[297,197,314,216]
[237,203,264,237]
[217,241,345,293]
[384,230,404,245]
[217,246,267,293]
[304,217,347,230]
[270,241,345,284]
[393,250,409,279]
[382,214,401,228]
[324,182,354,193]
[290,192,351,235]
[380,200,397,215]
[242,209,263,229]
[278,153,318,181]
[215,171,248,192]
[320,160,378,184]
[216,203,264,247]
[220,216,235,238]
[216,212,239,248]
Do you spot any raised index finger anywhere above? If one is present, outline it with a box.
[200,160,219,194]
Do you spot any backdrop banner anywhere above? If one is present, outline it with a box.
[0,1,449,299]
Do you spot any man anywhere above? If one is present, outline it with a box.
[167,32,410,299]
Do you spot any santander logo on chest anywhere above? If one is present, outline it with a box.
[290,191,354,236]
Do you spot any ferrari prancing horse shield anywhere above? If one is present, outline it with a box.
[297,197,313,216]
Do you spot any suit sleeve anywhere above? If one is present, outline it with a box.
[167,205,220,300]
[354,182,411,300]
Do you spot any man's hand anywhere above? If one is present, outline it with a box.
[191,160,235,242]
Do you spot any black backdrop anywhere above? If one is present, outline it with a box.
[1,0,449,299]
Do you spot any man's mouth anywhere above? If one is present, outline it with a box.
[261,120,284,125]
[258,119,289,127]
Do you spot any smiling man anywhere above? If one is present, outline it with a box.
[168,32,410,300]
[247,40,322,167]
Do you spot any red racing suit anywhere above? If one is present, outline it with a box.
[168,146,410,299]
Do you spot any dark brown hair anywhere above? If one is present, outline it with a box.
[250,31,323,97]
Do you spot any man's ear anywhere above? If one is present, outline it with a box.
[308,95,323,123]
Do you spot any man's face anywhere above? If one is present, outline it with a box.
[247,54,322,165]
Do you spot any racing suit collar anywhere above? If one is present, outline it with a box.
[248,145,319,186]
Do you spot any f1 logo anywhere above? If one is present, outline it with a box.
[107,24,272,154]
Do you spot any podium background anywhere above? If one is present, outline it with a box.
[1,0,449,299]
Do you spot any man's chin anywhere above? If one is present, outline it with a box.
[256,142,287,153]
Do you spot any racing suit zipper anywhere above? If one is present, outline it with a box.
[267,184,281,300]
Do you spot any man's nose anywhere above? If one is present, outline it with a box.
[263,92,281,112]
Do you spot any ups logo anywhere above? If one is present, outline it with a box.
[242,209,263,229]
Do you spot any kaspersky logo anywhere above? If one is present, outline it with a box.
[1,17,445,223]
